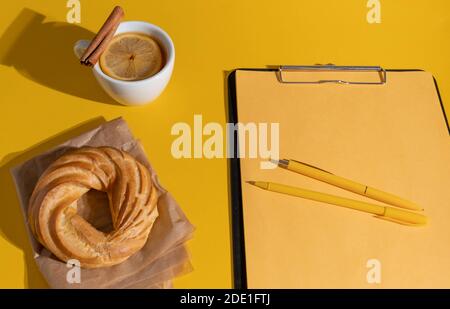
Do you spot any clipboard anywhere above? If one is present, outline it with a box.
[227,65,450,288]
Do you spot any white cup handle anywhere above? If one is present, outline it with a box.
[73,40,91,60]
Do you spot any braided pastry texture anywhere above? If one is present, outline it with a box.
[28,146,159,268]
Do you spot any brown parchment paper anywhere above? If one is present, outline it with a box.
[10,117,194,288]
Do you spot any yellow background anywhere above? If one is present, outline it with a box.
[0,0,448,288]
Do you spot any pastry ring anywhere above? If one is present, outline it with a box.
[28,146,158,268]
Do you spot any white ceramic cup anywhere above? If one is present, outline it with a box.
[74,21,175,106]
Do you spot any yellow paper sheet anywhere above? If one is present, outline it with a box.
[235,69,450,288]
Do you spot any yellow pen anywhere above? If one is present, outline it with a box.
[274,159,423,211]
[247,181,427,226]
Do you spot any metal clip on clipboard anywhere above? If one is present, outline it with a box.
[278,65,387,85]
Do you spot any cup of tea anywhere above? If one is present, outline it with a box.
[75,21,175,106]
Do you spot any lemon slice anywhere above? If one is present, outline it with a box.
[100,32,164,81]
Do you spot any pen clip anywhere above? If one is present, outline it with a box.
[288,159,334,175]
[373,215,425,227]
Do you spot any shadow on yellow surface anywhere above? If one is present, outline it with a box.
[0,8,118,105]
[0,117,106,288]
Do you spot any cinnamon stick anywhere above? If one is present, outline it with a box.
[80,6,124,66]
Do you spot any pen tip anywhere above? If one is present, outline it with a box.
[246,181,256,185]
[271,158,289,167]
[269,159,279,165]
